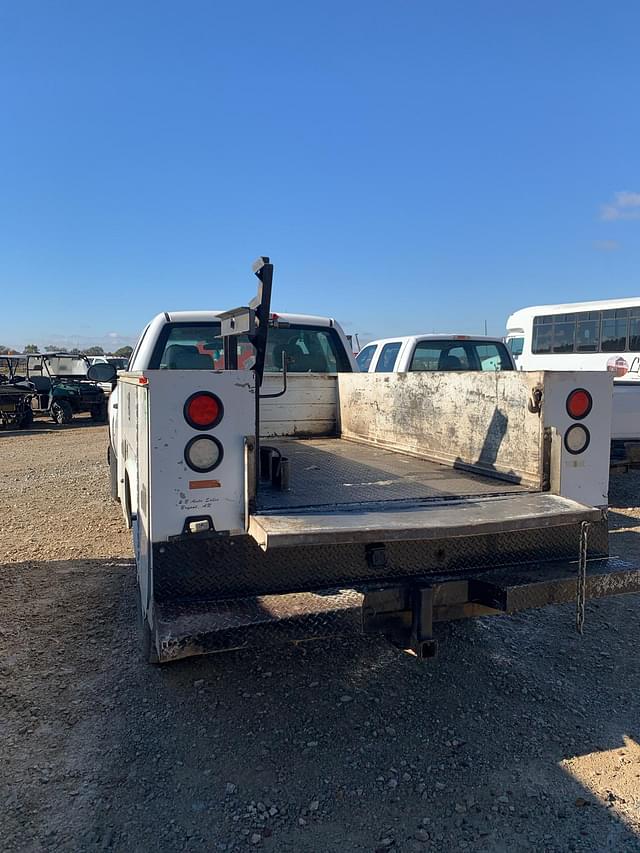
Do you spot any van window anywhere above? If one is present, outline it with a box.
[356,344,377,371]
[576,315,599,352]
[375,342,402,372]
[507,337,524,357]
[532,317,553,354]
[629,309,640,351]
[601,309,629,352]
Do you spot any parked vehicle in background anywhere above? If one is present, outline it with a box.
[0,357,34,429]
[5,353,107,424]
[506,298,640,440]
[90,257,639,668]
[88,356,128,394]
[356,335,515,373]
[89,356,129,370]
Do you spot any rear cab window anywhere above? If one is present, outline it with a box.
[409,340,513,371]
[375,342,402,372]
[148,322,353,372]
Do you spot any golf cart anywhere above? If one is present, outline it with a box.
[0,357,34,429]
[7,353,108,424]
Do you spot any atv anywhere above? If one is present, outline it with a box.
[6,353,108,424]
[0,357,34,429]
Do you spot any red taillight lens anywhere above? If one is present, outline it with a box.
[566,389,592,420]
[184,392,223,430]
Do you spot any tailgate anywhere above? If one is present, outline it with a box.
[248,493,602,550]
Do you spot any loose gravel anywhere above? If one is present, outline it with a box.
[1,420,639,852]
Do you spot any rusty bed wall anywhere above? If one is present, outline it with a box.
[337,372,546,489]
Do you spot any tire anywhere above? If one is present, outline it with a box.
[51,400,73,424]
[19,408,33,430]
[123,474,133,529]
[91,401,108,423]
[136,584,159,664]
[108,445,120,502]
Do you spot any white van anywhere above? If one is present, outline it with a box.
[506,298,640,440]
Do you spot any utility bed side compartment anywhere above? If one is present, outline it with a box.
[338,371,546,488]
[145,369,256,541]
[540,371,612,507]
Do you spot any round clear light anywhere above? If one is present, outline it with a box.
[564,424,590,455]
[185,436,222,472]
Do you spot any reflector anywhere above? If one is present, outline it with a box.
[184,436,223,472]
[564,424,590,455]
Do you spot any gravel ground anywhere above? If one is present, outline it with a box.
[1,421,640,853]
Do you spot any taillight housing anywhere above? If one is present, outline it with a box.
[566,389,592,420]
[184,392,224,430]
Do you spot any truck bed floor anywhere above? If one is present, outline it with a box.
[257,437,528,511]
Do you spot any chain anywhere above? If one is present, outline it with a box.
[576,521,590,635]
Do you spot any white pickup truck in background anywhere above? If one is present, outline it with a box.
[356,335,515,373]
[88,258,640,665]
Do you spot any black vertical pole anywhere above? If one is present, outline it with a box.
[249,257,273,486]
[223,336,238,370]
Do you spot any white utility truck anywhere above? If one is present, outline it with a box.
[90,258,640,664]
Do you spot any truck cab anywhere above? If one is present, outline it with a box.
[107,309,356,483]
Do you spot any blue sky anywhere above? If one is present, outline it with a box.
[1,1,639,350]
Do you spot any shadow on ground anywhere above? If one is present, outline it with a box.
[2,557,639,852]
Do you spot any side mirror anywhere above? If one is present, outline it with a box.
[87,363,117,383]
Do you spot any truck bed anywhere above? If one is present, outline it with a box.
[257,437,527,511]
[250,438,601,551]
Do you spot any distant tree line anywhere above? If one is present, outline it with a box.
[0,344,133,357]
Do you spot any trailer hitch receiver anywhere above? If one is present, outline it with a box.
[363,584,438,659]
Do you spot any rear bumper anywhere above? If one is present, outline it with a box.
[152,554,640,663]
[153,520,610,602]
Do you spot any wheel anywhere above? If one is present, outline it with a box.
[123,474,133,529]
[91,401,108,423]
[136,584,159,664]
[19,407,33,430]
[51,400,73,424]
[108,445,120,502]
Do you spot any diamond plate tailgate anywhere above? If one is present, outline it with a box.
[248,493,603,550]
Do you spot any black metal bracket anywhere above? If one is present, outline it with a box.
[217,256,273,384]
[409,586,438,659]
[366,543,387,569]
[362,583,438,660]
